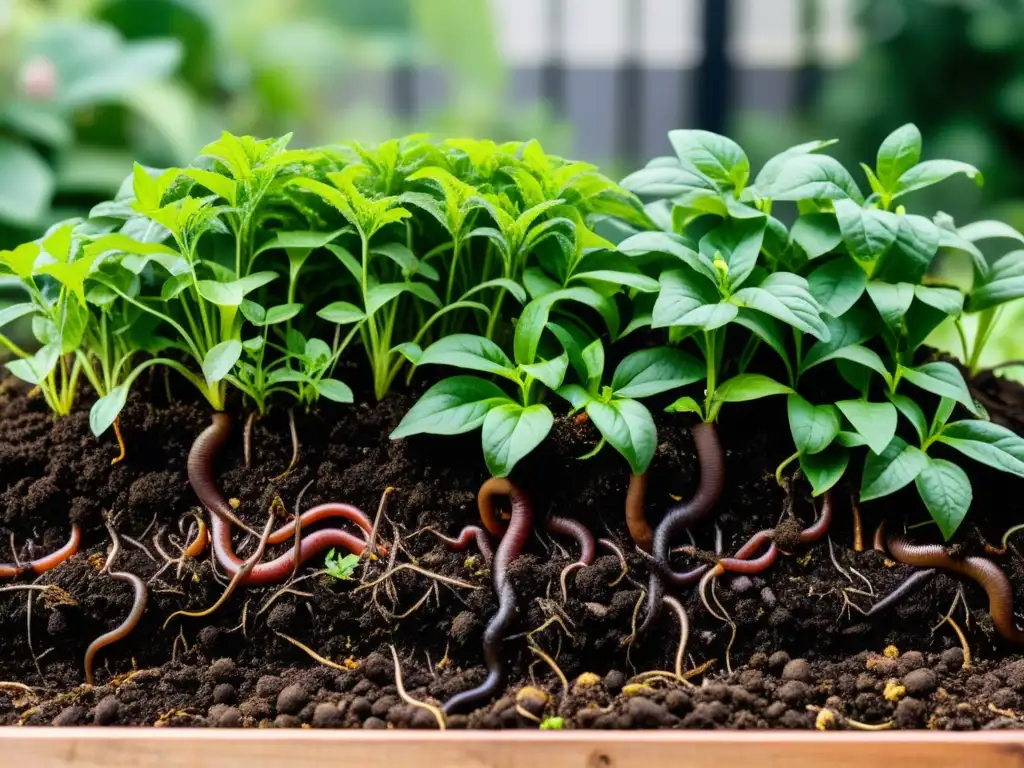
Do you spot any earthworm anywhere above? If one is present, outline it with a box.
[857,568,937,617]
[184,517,208,559]
[641,421,725,633]
[110,416,126,465]
[477,476,513,537]
[0,524,82,579]
[85,521,148,685]
[873,521,887,553]
[718,541,778,574]
[266,503,375,546]
[886,535,1024,643]
[426,526,495,566]
[547,514,596,602]
[188,414,371,587]
[625,472,653,552]
[443,479,533,715]
[243,411,256,469]
[797,490,833,544]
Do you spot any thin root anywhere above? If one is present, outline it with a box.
[939,614,972,670]
[272,408,301,481]
[390,644,445,730]
[110,416,127,465]
[275,631,349,671]
[354,563,480,594]
[598,538,628,587]
[661,595,694,686]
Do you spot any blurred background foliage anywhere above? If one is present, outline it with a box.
[1,0,1023,374]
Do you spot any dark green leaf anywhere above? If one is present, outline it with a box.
[860,436,929,501]
[938,420,1024,477]
[788,394,840,455]
[871,215,940,284]
[915,458,972,540]
[418,334,514,376]
[521,353,569,390]
[733,272,830,339]
[391,376,509,438]
[618,231,716,285]
[481,403,554,477]
[611,347,705,398]
[799,444,849,496]
[900,362,979,415]
[790,213,842,260]
[887,392,928,443]
[651,268,717,329]
[317,379,354,403]
[586,398,657,474]
[699,218,766,290]
[834,199,899,264]
[866,280,914,338]
[768,155,864,203]
[807,256,867,317]
[836,399,897,455]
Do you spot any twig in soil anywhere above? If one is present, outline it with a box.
[9,534,21,568]
[355,563,480,594]
[390,644,445,730]
[256,570,325,618]
[243,411,257,469]
[274,631,348,671]
[289,480,315,582]
[939,613,972,670]
[162,513,274,629]
[597,538,628,587]
[848,566,875,596]
[662,595,693,686]
[384,587,433,621]
[171,628,188,663]
[226,600,250,637]
[25,588,43,682]
[362,486,395,564]
[624,588,647,673]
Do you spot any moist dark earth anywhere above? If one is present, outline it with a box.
[2,360,1024,731]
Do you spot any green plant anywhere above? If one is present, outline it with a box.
[324,549,361,581]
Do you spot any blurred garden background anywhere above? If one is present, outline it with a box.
[1,0,1023,373]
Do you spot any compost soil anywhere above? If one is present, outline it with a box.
[2,360,1024,731]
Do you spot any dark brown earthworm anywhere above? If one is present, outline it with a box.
[443,479,533,715]
[0,524,82,579]
[626,472,653,552]
[84,571,147,685]
[857,568,937,617]
[886,535,1024,643]
[641,421,725,633]
[427,526,495,566]
[547,514,596,601]
[188,414,372,587]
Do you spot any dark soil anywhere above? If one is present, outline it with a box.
[2,362,1024,731]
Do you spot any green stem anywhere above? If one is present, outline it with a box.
[774,451,799,487]
[955,318,970,365]
[968,307,1001,375]
[0,331,29,358]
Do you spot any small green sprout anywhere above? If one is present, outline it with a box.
[539,716,565,730]
[324,549,361,581]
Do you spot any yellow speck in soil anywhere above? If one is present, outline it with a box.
[88,553,105,572]
[883,645,899,658]
[342,657,359,670]
[228,498,241,509]
[883,680,906,702]
[516,686,550,707]
[573,672,601,691]
[815,708,836,731]
[622,683,653,697]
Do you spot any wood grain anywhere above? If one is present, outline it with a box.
[2,730,1023,768]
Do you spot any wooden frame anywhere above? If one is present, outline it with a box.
[3,730,1023,768]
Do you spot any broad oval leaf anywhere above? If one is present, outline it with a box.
[915,457,972,541]
[860,436,929,502]
[0,302,36,329]
[790,213,842,260]
[317,379,354,404]
[318,301,366,325]
[799,444,849,496]
[768,154,864,203]
[894,160,983,200]
[5,342,59,385]
[887,392,928,443]
[264,303,303,325]
[714,374,793,405]
[733,272,830,340]
[968,250,1024,313]
[900,362,979,415]
[90,385,128,437]
[482,402,554,477]
[699,217,766,290]
[788,394,840,456]
[807,255,867,317]
[938,419,1024,477]
[391,376,510,438]
[651,269,719,329]
[521,352,569,390]
[667,129,750,192]
[834,199,899,264]
[586,398,658,475]
[202,339,242,383]
[611,346,706,399]
[876,123,922,190]
[618,231,717,285]
[418,334,514,375]
[835,399,897,455]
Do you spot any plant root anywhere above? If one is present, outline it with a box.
[661,595,694,686]
[354,563,481,594]
[598,538,628,587]
[243,411,257,469]
[416,525,494,567]
[850,491,863,552]
[272,408,301,481]
[390,644,445,730]
[163,513,274,629]
[363,486,394,561]
[939,613,972,670]
[110,416,127,465]
[274,631,349,671]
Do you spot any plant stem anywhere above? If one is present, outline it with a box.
[774,451,799,487]
[968,307,1002,375]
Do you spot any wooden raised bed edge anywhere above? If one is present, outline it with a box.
[2,730,1023,768]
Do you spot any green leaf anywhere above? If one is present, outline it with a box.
[866,280,914,338]
[581,339,605,388]
[570,250,659,292]
[807,256,867,317]
[587,398,658,474]
[665,396,704,417]
[392,342,423,365]
[894,160,983,199]
[0,242,42,279]
[836,400,898,455]
[915,458,972,540]
[968,251,1024,312]
[714,374,793,405]
[667,129,750,192]
[768,155,864,203]
[482,403,554,477]
[876,123,922,190]
[731,309,791,378]
[460,277,528,306]
[788,394,840,455]
[610,346,706,398]
[618,231,716,285]
[872,215,940,284]
[621,164,719,199]
[5,342,59,385]
[752,139,840,192]
[366,282,441,317]
[799,444,849,496]
[699,218,766,290]
[391,376,509,438]
[733,272,830,339]
[90,385,127,437]
[790,213,842,260]
[326,244,362,284]
[0,302,36,329]
[958,220,1024,246]
[418,334,515,376]
[239,299,266,326]
[262,304,303,326]
[651,269,720,329]
[887,392,928,443]
[202,340,241,383]
[513,288,618,366]
[900,362,978,415]
[834,199,899,264]
[317,379,354,403]
[860,436,929,502]
[938,420,1024,477]
[521,353,569,390]
[557,384,593,410]
[317,301,365,325]
[0,139,54,225]
[181,168,237,207]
